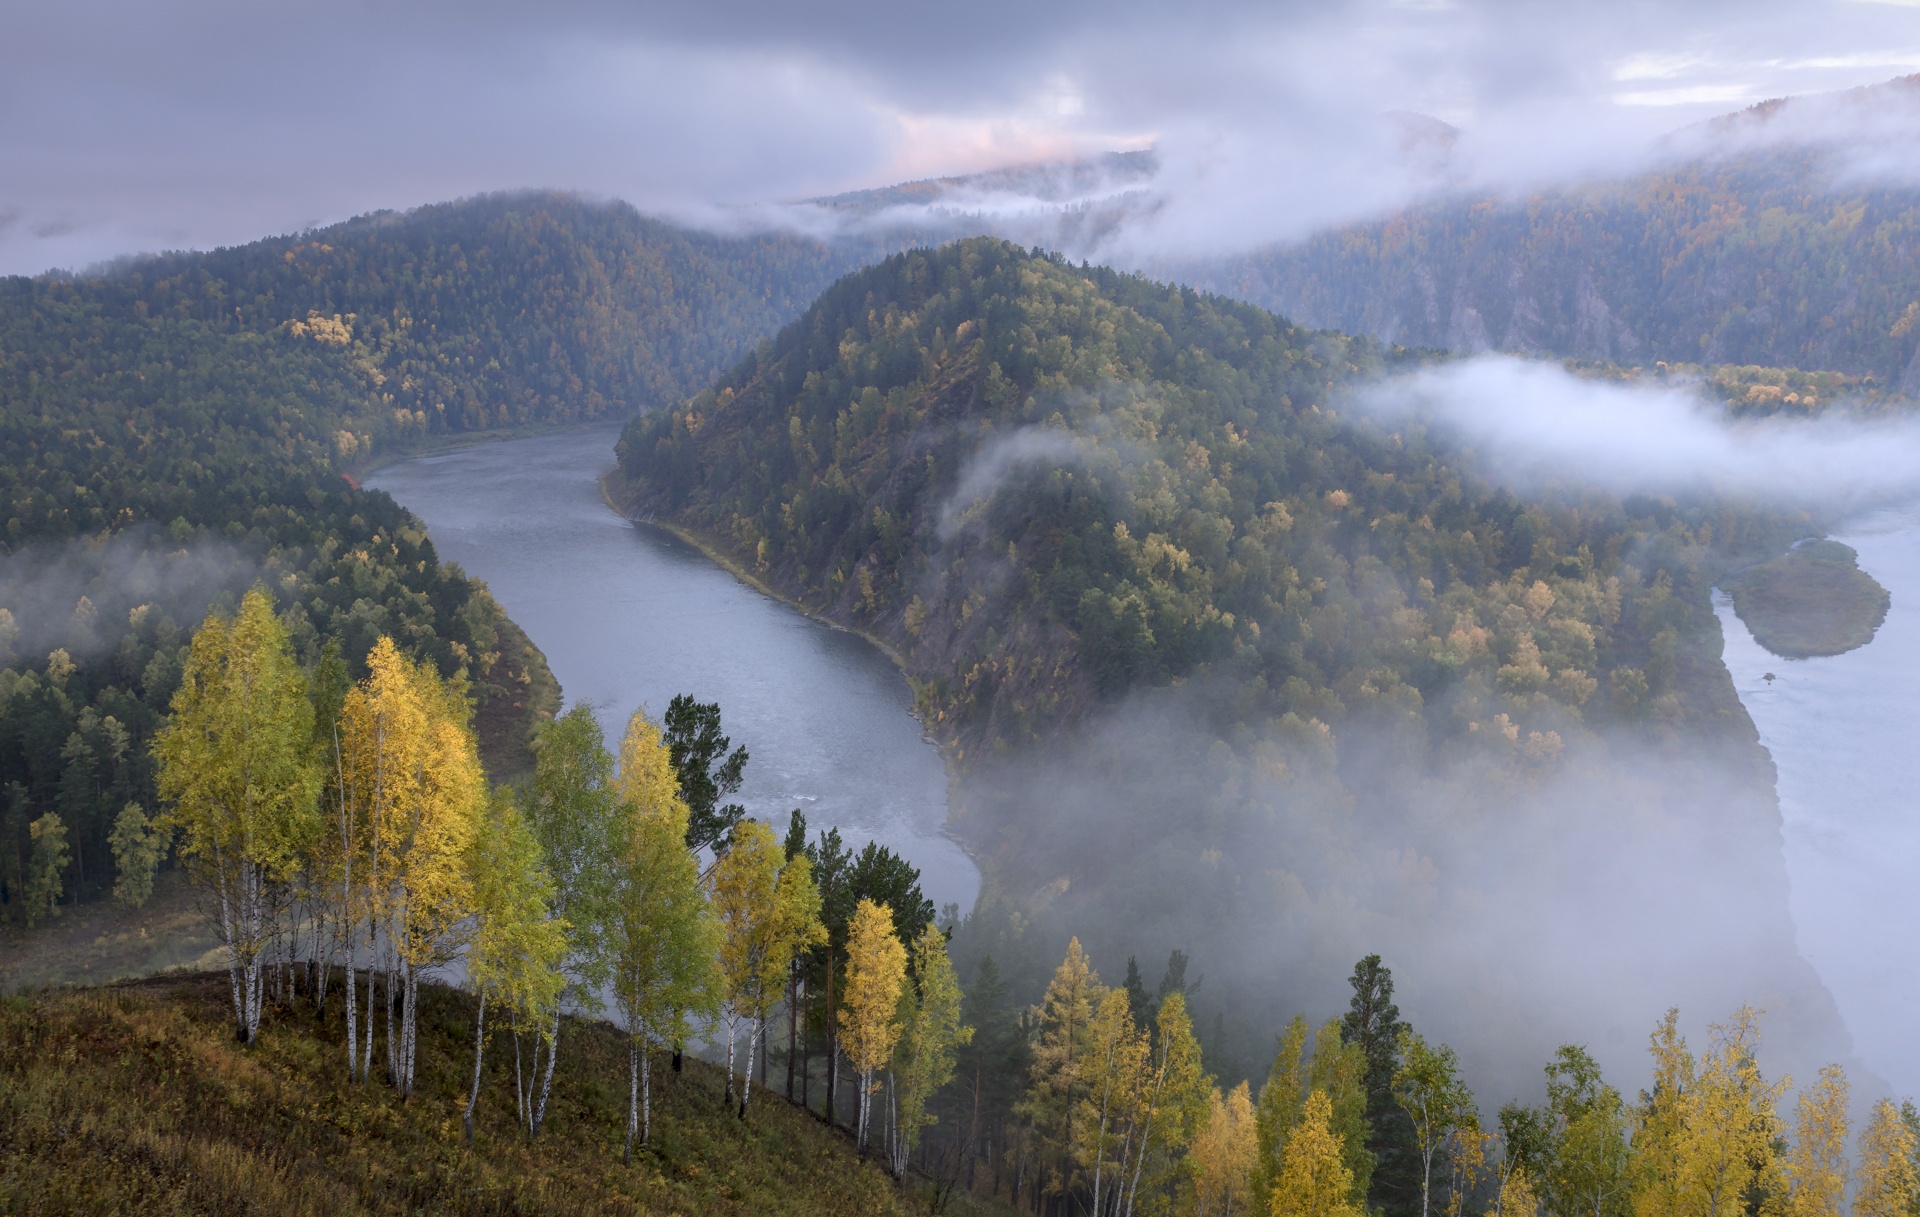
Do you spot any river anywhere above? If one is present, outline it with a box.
[1716,503,1920,1098]
[366,425,981,914]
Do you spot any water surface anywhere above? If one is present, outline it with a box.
[1716,504,1920,1095]
[367,426,980,913]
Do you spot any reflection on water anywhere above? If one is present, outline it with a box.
[1716,503,1920,1096]
[367,426,980,913]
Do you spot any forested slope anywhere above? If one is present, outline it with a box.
[0,193,870,919]
[1201,137,1920,389]
[613,239,1848,1098]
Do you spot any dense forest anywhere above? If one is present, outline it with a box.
[1201,140,1920,391]
[613,238,1848,1097]
[0,192,882,921]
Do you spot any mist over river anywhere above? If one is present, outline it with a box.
[366,426,980,914]
[1717,503,1920,1098]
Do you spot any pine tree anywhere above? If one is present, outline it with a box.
[154,588,322,1045]
[840,896,907,1151]
[1344,955,1418,1217]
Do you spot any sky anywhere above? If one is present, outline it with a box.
[3,0,1919,275]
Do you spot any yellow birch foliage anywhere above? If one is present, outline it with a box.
[1272,1090,1363,1217]
[466,789,568,1031]
[1497,1165,1541,1217]
[1193,1082,1260,1217]
[615,709,682,818]
[1078,985,1149,1188]
[839,897,908,1081]
[1785,1065,1848,1217]
[1631,1009,1697,1217]
[1853,1099,1920,1217]
[1634,1007,1788,1217]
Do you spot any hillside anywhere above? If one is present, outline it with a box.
[0,972,952,1215]
[0,193,879,920]
[1196,82,1920,389]
[611,238,1849,1096]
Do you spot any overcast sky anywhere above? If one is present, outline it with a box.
[3,0,1918,275]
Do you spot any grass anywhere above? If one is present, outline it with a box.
[1723,539,1892,659]
[0,872,222,993]
[0,971,990,1215]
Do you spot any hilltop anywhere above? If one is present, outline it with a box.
[0,971,974,1216]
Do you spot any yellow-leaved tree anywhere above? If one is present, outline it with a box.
[462,788,567,1144]
[154,587,321,1045]
[1192,1081,1259,1217]
[1631,1007,1788,1217]
[1784,1064,1848,1217]
[1853,1099,1920,1217]
[1272,1090,1363,1217]
[887,921,973,1180]
[608,708,721,1160]
[713,818,824,1117]
[1018,938,1099,1202]
[839,896,907,1150]
[340,636,485,1097]
[1258,1017,1371,1214]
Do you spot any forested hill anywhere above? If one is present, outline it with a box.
[615,238,1784,762]
[613,239,1848,1095]
[1197,105,1920,390]
[0,193,869,920]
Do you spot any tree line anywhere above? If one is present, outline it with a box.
[146,585,972,1172]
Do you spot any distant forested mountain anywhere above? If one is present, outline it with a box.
[0,193,870,917]
[1197,139,1920,390]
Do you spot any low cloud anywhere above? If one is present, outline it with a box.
[1359,355,1920,509]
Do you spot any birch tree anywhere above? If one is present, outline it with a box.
[1393,1029,1478,1217]
[607,708,720,1161]
[888,921,973,1180]
[1272,1090,1363,1217]
[1193,1082,1259,1217]
[154,588,321,1045]
[839,896,906,1151]
[521,705,618,1135]
[1853,1099,1919,1217]
[462,789,567,1145]
[1784,1064,1847,1217]
[714,818,825,1117]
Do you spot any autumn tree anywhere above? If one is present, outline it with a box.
[23,812,69,925]
[154,588,321,1045]
[887,921,973,1180]
[107,802,162,909]
[1783,1064,1847,1217]
[840,896,907,1151]
[1261,1016,1372,1214]
[341,636,485,1097]
[1394,1028,1479,1217]
[608,708,721,1159]
[462,789,567,1145]
[1852,1099,1919,1217]
[521,705,619,1133]
[1019,937,1099,1202]
[1630,1007,1787,1217]
[714,818,824,1116]
[1273,1090,1364,1217]
[1194,1082,1260,1217]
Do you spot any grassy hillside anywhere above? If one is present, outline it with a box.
[0,972,965,1216]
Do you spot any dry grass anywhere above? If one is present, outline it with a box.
[0,872,223,993]
[0,972,986,1216]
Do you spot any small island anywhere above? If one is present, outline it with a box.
[1724,539,1892,658]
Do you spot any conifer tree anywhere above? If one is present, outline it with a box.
[1273,1090,1364,1217]
[887,921,973,1180]
[154,588,321,1045]
[107,802,162,909]
[1019,938,1099,1202]
[607,708,721,1159]
[462,789,567,1145]
[1853,1099,1919,1217]
[1344,955,1418,1216]
[840,896,907,1151]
